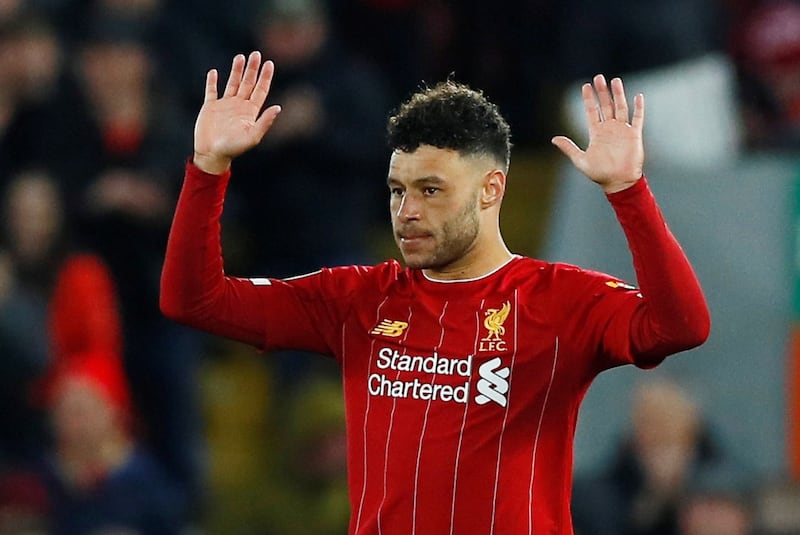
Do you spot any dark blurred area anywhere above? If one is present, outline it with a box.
[0,0,798,533]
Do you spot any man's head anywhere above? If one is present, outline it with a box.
[385,82,512,277]
[387,81,511,174]
[256,0,328,67]
[48,350,132,454]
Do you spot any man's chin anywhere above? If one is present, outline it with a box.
[399,252,433,270]
[401,257,428,270]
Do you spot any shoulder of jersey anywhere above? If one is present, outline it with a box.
[325,260,408,293]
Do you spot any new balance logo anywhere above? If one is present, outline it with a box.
[370,319,409,337]
[475,357,510,407]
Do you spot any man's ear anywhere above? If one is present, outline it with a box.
[480,169,506,209]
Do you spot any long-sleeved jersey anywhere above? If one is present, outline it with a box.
[161,162,710,534]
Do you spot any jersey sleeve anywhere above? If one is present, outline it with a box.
[232,266,370,355]
[159,161,365,356]
[560,177,710,372]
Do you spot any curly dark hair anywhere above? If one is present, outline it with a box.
[387,81,512,172]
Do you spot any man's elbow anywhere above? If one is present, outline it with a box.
[159,285,191,325]
[159,293,180,323]
[678,306,711,350]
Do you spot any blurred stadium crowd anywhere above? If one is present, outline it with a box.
[0,0,799,533]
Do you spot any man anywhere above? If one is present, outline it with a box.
[160,51,710,534]
[41,349,184,535]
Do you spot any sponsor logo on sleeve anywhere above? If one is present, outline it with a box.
[605,280,642,298]
[605,280,636,290]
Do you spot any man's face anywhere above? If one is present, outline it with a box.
[387,145,485,272]
[52,377,117,451]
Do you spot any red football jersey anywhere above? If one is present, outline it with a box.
[161,163,710,535]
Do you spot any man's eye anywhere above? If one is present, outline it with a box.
[389,187,404,197]
[423,187,439,196]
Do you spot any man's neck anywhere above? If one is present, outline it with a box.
[424,241,513,281]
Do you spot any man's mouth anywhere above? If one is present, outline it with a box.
[397,231,432,246]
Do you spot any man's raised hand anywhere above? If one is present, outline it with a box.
[551,75,645,194]
[193,51,281,175]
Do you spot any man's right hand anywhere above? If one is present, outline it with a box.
[193,51,281,175]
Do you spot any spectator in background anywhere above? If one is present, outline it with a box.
[1,168,133,458]
[236,0,390,276]
[65,6,208,518]
[39,349,184,535]
[572,378,730,535]
[0,3,205,520]
[233,0,391,389]
[0,11,88,193]
[677,462,754,535]
[0,248,50,465]
[0,169,185,533]
[0,171,68,464]
[0,467,50,535]
[728,0,800,150]
[40,205,184,534]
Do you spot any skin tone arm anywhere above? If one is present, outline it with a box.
[193,51,281,175]
[551,75,645,194]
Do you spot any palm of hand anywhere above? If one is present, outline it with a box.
[552,75,645,194]
[195,98,265,160]
[581,120,644,187]
[192,52,281,174]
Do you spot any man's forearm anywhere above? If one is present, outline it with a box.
[608,177,711,357]
[160,161,231,325]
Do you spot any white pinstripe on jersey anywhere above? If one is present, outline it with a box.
[448,298,486,535]
[528,336,560,535]
[411,301,449,535]
[354,295,390,533]
[488,289,519,534]
[377,305,414,535]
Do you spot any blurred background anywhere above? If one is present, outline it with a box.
[0,0,798,533]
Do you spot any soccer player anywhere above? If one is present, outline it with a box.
[160,51,710,534]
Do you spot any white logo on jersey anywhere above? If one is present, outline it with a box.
[475,357,510,407]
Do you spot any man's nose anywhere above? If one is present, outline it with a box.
[396,193,420,221]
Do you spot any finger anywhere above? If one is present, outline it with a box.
[593,74,614,121]
[581,83,601,127]
[250,59,275,109]
[631,92,645,132]
[611,77,629,124]
[204,69,218,103]
[238,51,261,98]
[223,54,246,98]
[254,104,282,138]
[551,135,585,166]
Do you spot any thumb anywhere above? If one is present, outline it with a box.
[551,136,584,165]
[253,104,282,139]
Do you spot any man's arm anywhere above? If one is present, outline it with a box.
[552,75,710,361]
[160,52,282,346]
[606,177,710,361]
